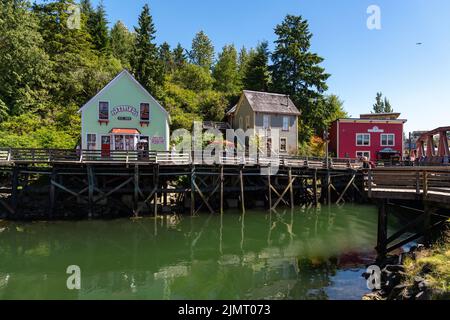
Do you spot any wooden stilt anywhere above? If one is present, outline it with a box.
[240,166,245,214]
[268,169,272,211]
[49,167,56,219]
[220,165,224,215]
[288,167,294,209]
[376,200,388,259]
[134,165,139,217]
[327,172,332,205]
[11,166,19,217]
[190,165,195,216]
[336,173,356,204]
[87,165,94,219]
[313,169,318,206]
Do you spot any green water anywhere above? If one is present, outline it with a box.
[0,204,401,300]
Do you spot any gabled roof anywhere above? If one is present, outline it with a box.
[240,90,301,116]
[226,105,237,116]
[78,69,170,120]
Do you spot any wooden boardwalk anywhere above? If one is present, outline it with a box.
[366,167,450,259]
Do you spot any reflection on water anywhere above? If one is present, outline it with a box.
[0,204,401,300]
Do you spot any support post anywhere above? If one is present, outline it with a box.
[289,167,294,209]
[49,167,57,219]
[190,165,195,216]
[87,165,95,219]
[220,165,224,215]
[134,165,139,217]
[327,172,331,205]
[268,169,272,211]
[377,200,388,260]
[313,169,318,206]
[11,166,19,217]
[240,166,245,214]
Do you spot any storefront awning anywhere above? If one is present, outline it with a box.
[110,128,141,135]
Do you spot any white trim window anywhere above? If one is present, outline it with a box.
[280,138,287,153]
[381,134,395,146]
[245,115,250,129]
[356,151,370,160]
[282,116,289,132]
[263,115,270,129]
[356,133,370,146]
[99,101,109,121]
[87,134,97,150]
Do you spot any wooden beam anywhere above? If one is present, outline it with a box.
[49,168,56,219]
[94,177,133,204]
[192,180,215,214]
[313,169,318,206]
[336,173,356,204]
[134,165,139,217]
[271,177,297,211]
[190,165,195,216]
[87,165,95,218]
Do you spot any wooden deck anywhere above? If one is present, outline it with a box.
[366,166,450,206]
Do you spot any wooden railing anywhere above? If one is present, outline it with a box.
[366,167,450,200]
[0,148,362,169]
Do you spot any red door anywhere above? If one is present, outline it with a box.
[101,136,111,157]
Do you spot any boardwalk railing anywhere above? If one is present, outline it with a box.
[0,148,362,169]
[366,167,450,201]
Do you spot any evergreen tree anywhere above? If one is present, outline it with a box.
[91,1,109,52]
[159,42,174,74]
[110,21,134,67]
[384,97,393,113]
[243,41,270,92]
[173,43,187,69]
[373,92,385,113]
[80,0,96,44]
[131,4,164,97]
[237,46,250,80]
[270,15,330,141]
[212,44,241,94]
[189,31,214,70]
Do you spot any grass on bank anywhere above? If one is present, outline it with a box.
[403,227,450,298]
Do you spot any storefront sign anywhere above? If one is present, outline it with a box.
[368,126,384,133]
[151,137,165,145]
[111,105,138,118]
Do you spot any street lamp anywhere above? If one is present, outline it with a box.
[323,130,329,169]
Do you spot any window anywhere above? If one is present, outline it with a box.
[245,116,250,129]
[282,116,289,131]
[280,138,287,153]
[87,134,97,150]
[239,117,243,129]
[381,134,395,146]
[356,151,370,160]
[99,101,109,120]
[140,103,150,121]
[356,134,370,146]
[263,115,270,129]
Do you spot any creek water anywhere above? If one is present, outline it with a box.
[0,204,402,300]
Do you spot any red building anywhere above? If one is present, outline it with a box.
[329,113,407,161]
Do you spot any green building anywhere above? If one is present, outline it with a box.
[79,70,170,153]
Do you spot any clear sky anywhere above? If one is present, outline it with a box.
[86,0,450,133]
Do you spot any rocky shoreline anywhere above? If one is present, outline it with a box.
[363,244,448,300]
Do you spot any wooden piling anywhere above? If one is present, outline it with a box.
[268,169,272,211]
[220,165,224,215]
[134,165,139,217]
[313,169,318,206]
[240,166,245,214]
[49,167,56,219]
[87,165,94,219]
[11,166,19,217]
[288,167,294,209]
[376,200,388,259]
[190,165,195,216]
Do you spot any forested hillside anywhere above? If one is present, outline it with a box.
[0,0,346,153]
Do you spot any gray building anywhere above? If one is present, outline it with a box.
[227,90,301,155]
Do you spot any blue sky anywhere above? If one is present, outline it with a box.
[86,0,450,133]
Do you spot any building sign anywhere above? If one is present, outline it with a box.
[151,137,165,145]
[118,116,132,121]
[368,126,384,133]
[111,105,139,118]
